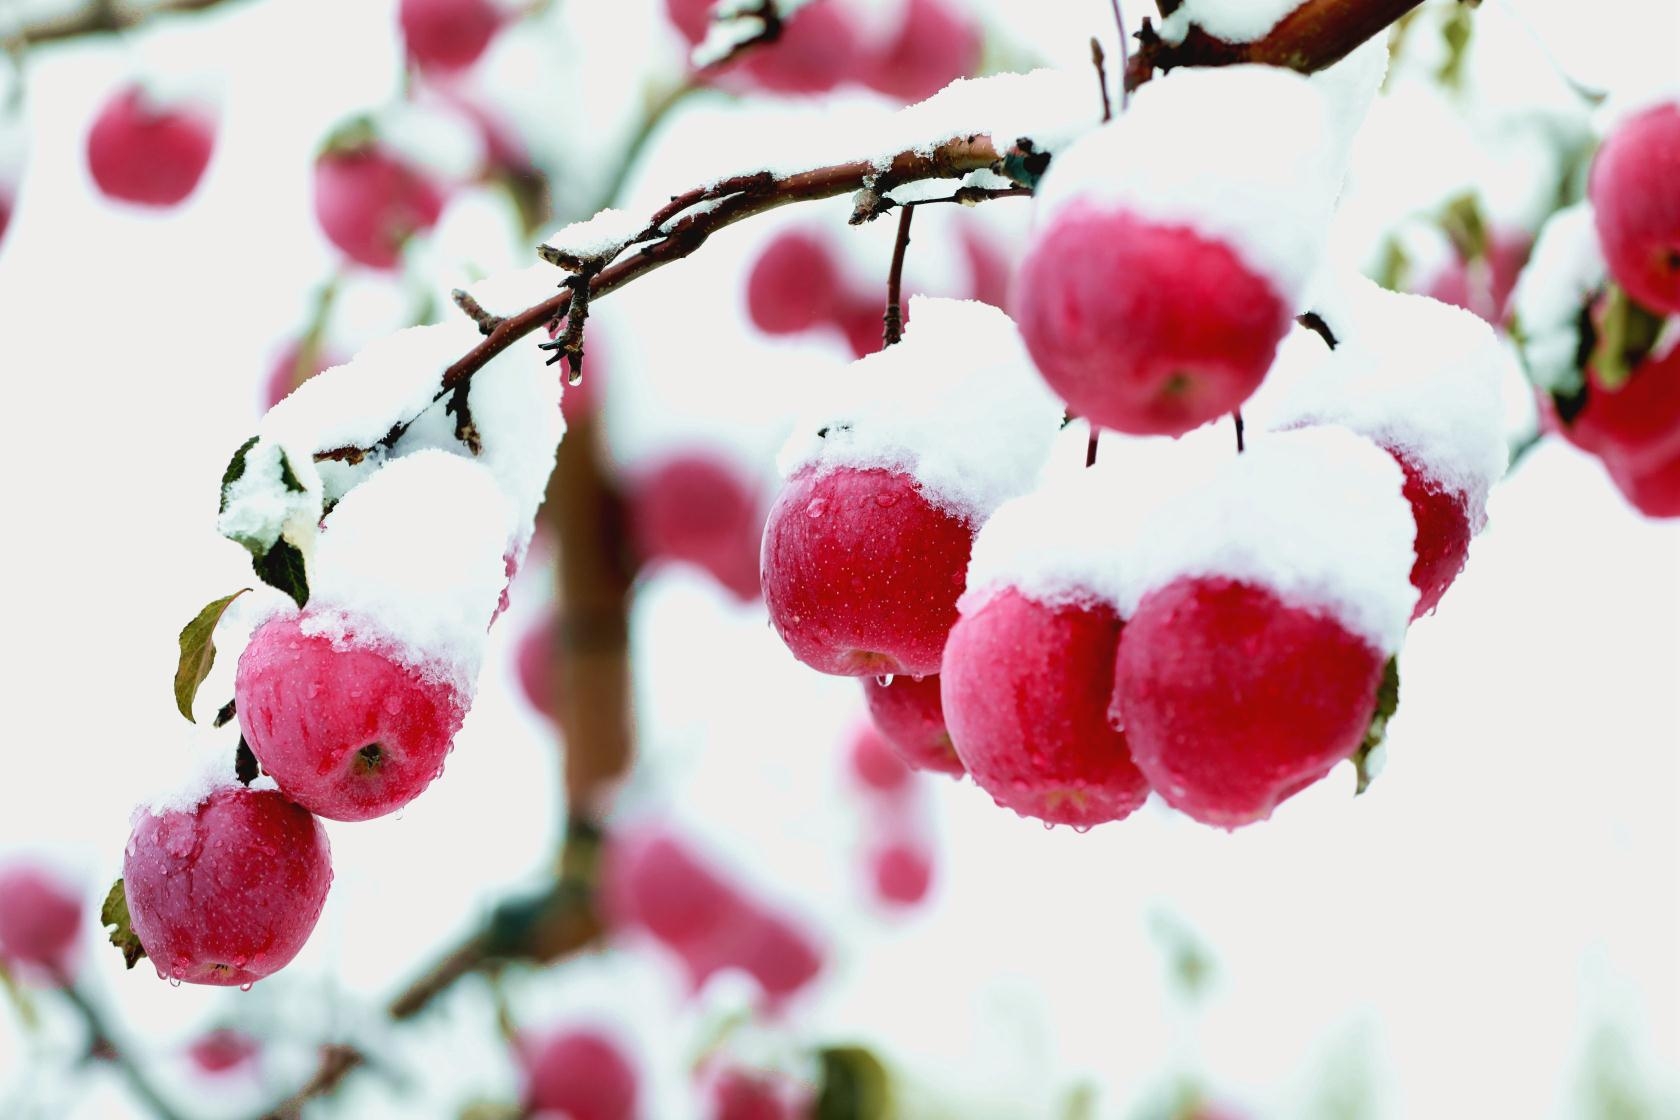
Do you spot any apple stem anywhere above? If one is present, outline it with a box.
[1233,410,1246,453]
[883,204,915,347]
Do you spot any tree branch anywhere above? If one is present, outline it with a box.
[1125,0,1426,91]
[3,0,240,48]
[882,205,914,347]
[57,983,186,1120]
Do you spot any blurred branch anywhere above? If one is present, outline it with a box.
[1125,0,1426,90]
[4,0,239,48]
[56,982,186,1120]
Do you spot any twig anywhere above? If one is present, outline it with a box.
[882,205,914,347]
[1091,38,1113,123]
[451,289,505,337]
[3,0,238,48]
[1124,0,1427,92]
[57,982,186,1120]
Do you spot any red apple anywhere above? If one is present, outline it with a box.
[862,674,964,777]
[313,145,446,271]
[123,786,331,986]
[1113,577,1386,828]
[942,587,1148,828]
[400,0,505,74]
[762,466,974,677]
[86,85,215,208]
[1014,206,1291,436]
[1590,101,1680,315]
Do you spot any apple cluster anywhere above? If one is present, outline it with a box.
[761,63,1514,832]
[1515,98,1680,518]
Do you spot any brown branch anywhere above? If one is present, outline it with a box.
[1125,0,1427,91]
[4,0,238,47]
[882,205,914,347]
[58,982,186,1120]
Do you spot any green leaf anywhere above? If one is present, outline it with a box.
[1439,192,1487,264]
[815,1045,891,1120]
[100,880,147,970]
[254,538,309,608]
[1352,657,1401,796]
[173,590,250,723]
[277,449,308,494]
[218,436,259,515]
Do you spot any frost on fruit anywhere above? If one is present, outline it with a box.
[1033,64,1338,311]
[777,296,1063,526]
[1277,275,1512,522]
[1124,427,1419,655]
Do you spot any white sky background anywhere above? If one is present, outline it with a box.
[0,0,1676,1117]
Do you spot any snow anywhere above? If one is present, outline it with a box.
[1511,201,1604,394]
[777,296,1064,526]
[391,343,565,556]
[377,95,488,184]
[1272,275,1513,520]
[261,321,485,502]
[215,436,324,564]
[1596,83,1680,135]
[465,263,562,318]
[0,108,24,192]
[134,741,245,821]
[1033,64,1336,309]
[960,468,1134,614]
[1311,34,1390,182]
[542,207,649,263]
[1123,427,1419,655]
[302,451,515,692]
[1159,0,1306,45]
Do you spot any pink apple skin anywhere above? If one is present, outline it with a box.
[399,0,503,74]
[1422,230,1530,326]
[123,787,331,987]
[1113,577,1385,829]
[1560,344,1680,477]
[848,722,913,795]
[313,146,446,271]
[262,342,337,411]
[515,608,561,720]
[1606,443,1680,518]
[1391,448,1474,620]
[665,0,714,45]
[733,0,860,94]
[703,1065,812,1120]
[863,0,981,104]
[942,588,1149,828]
[1590,102,1680,315]
[836,297,886,359]
[729,907,823,1001]
[86,86,215,208]
[235,614,469,822]
[762,466,975,678]
[630,452,764,601]
[1013,206,1292,436]
[0,864,82,980]
[869,839,933,907]
[862,674,965,777]
[747,228,843,335]
[600,829,742,952]
[520,1026,638,1120]
[186,1029,260,1075]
